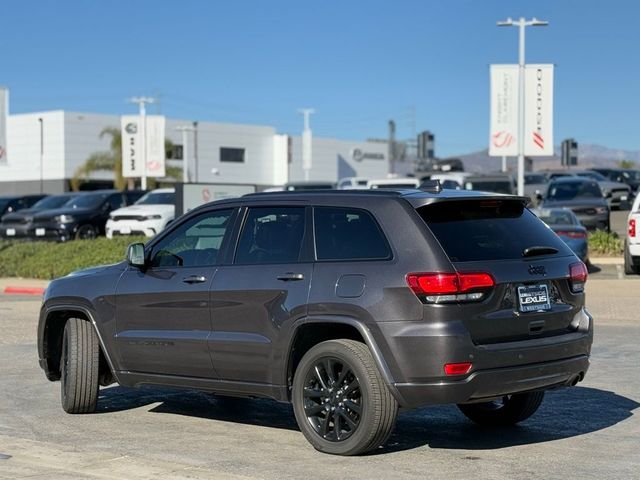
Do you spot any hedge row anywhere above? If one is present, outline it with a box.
[0,237,146,280]
[588,230,624,256]
[0,229,625,281]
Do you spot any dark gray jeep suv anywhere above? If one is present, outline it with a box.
[38,188,593,455]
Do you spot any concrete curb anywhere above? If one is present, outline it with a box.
[3,286,46,296]
[590,257,624,265]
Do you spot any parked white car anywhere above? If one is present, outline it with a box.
[106,188,175,238]
[366,178,420,189]
[337,177,369,189]
[624,194,640,274]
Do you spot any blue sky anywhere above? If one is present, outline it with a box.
[2,0,639,157]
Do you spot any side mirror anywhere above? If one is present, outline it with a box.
[605,191,612,199]
[126,242,146,268]
[535,191,543,202]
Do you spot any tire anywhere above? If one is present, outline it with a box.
[60,318,100,413]
[457,391,545,426]
[292,339,398,455]
[624,240,639,275]
[75,224,97,240]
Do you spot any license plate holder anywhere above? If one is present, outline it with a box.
[35,228,46,237]
[517,284,551,312]
[6,228,15,236]
[119,226,132,235]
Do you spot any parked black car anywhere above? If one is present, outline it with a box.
[0,194,46,217]
[0,193,80,239]
[27,190,145,241]
[539,177,610,231]
[38,189,592,455]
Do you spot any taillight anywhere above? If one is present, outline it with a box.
[630,219,636,238]
[406,272,495,303]
[556,230,587,239]
[444,362,472,376]
[569,262,588,293]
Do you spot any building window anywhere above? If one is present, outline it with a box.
[220,147,245,163]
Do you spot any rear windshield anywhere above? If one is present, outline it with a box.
[418,200,572,262]
[547,181,601,200]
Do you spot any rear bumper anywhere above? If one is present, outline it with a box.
[375,307,593,408]
[393,355,589,408]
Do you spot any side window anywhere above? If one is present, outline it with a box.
[314,207,391,261]
[106,193,125,210]
[235,207,305,264]
[151,209,233,268]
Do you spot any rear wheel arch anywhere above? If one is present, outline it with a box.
[42,308,115,386]
[285,318,397,401]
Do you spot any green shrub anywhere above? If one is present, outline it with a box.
[0,236,146,280]
[588,230,623,256]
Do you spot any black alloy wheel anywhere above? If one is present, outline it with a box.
[292,339,397,455]
[302,357,362,442]
[76,224,97,240]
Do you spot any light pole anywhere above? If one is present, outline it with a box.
[127,96,156,190]
[175,125,195,183]
[298,108,315,181]
[38,117,43,194]
[497,17,548,196]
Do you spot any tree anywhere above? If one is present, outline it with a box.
[618,160,636,169]
[71,127,181,191]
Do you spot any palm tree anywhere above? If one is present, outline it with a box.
[71,127,181,190]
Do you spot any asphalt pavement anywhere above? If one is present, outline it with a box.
[0,279,638,479]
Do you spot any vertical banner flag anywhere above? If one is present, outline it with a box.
[145,115,166,177]
[490,64,554,157]
[489,65,518,157]
[121,115,143,177]
[0,87,8,164]
[524,64,554,156]
[121,115,165,178]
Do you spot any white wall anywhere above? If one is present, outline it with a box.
[289,136,389,183]
[63,112,120,180]
[1,111,66,182]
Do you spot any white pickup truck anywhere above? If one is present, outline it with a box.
[625,194,640,274]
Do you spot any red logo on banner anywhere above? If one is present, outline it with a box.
[532,132,544,149]
[492,131,514,148]
[202,188,211,202]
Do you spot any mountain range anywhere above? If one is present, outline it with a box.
[455,144,640,172]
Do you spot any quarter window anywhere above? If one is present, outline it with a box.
[235,207,305,264]
[313,207,391,261]
[150,209,233,268]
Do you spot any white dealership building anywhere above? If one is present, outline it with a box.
[0,108,393,195]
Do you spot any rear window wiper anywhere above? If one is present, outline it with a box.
[522,246,559,257]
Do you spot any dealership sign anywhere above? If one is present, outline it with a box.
[121,115,166,178]
[0,88,7,164]
[350,148,385,162]
[489,64,554,157]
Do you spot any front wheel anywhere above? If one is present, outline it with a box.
[60,318,100,413]
[75,224,97,240]
[457,391,545,426]
[292,339,397,455]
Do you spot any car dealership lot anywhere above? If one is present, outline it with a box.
[0,279,638,480]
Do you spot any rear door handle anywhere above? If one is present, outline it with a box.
[182,275,207,284]
[277,272,305,281]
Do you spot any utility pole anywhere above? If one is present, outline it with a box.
[298,108,315,181]
[38,117,44,194]
[175,125,195,183]
[127,96,156,190]
[192,121,199,182]
[497,17,548,196]
[388,120,396,175]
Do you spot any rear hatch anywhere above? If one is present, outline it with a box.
[414,198,586,345]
